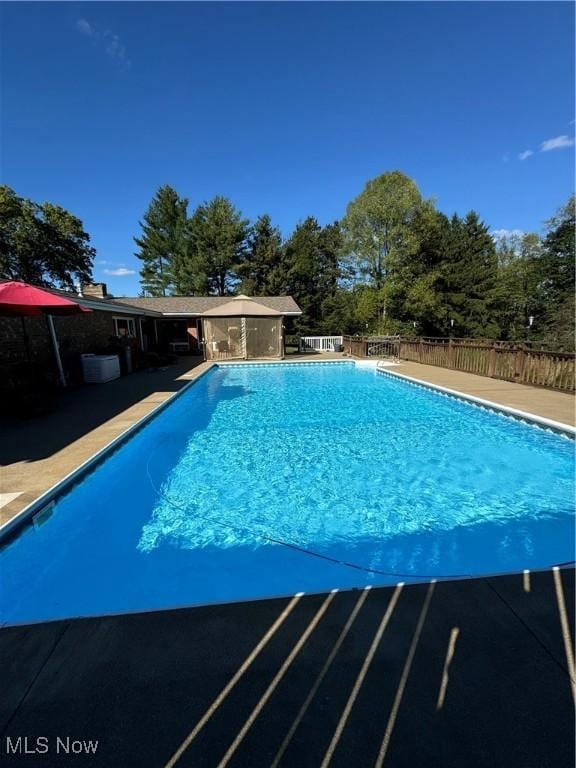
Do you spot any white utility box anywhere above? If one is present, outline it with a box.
[81,354,121,384]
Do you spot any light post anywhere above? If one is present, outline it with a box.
[527,315,534,345]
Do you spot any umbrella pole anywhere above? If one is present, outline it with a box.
[20,316,31,362]
[46,315,66,387]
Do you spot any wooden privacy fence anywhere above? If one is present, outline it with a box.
[342,336,401,359]
[342,336,575,392]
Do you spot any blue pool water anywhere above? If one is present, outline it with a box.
[1,362,574,626]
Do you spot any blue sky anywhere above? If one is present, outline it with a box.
[2,2,574,296]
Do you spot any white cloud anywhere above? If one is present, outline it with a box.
[76,18,94,37]
[103,268,136,277]
[491,229,524,242]
[76,18,131,70]
[540,135,575,152]
[518,150,533,161]
[102,31,130,68]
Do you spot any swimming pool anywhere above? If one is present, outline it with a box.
[1,362,574,626]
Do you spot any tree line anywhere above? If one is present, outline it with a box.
[134,173,574,348]
[0,176,574,349]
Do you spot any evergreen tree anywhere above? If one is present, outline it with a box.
[173,205,211,295]
[0,185,94,288]
[281,219,346,333]
[442,212,499,337]
[320,290,356,334]
[176,197,248,296]
[238,214,282,295]
[317,222,345,333]
[265,249,292,295]
[283,217,322,332]
[134,185,188,296]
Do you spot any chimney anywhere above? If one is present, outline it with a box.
[82,283,108,299]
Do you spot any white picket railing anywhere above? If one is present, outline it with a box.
[299,335,344,352]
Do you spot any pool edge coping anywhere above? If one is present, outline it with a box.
[377,366,576,436]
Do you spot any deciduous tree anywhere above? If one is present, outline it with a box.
[494,232,542,341]
[537,196,575,349]
[0,185,95,289]
[341,171,430,323]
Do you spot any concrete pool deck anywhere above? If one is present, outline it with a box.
[389,360,575,427]
[0,352,574,527]
[0,568,573,767]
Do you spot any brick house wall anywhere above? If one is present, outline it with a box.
[0,310,134,365]
[1,315,57,365]
[54,311,119,359]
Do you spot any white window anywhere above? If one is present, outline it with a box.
[113,317,136,338]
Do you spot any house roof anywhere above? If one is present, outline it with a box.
[14,285,163,317]
[7,284,301,318]
[201,295,284,317]
[112,295,302,316]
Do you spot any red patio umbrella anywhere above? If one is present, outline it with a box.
[0,281,92,386]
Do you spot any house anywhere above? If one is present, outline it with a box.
[114,293,302,360]
[0,283,161,371]
[0,282,302,371]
